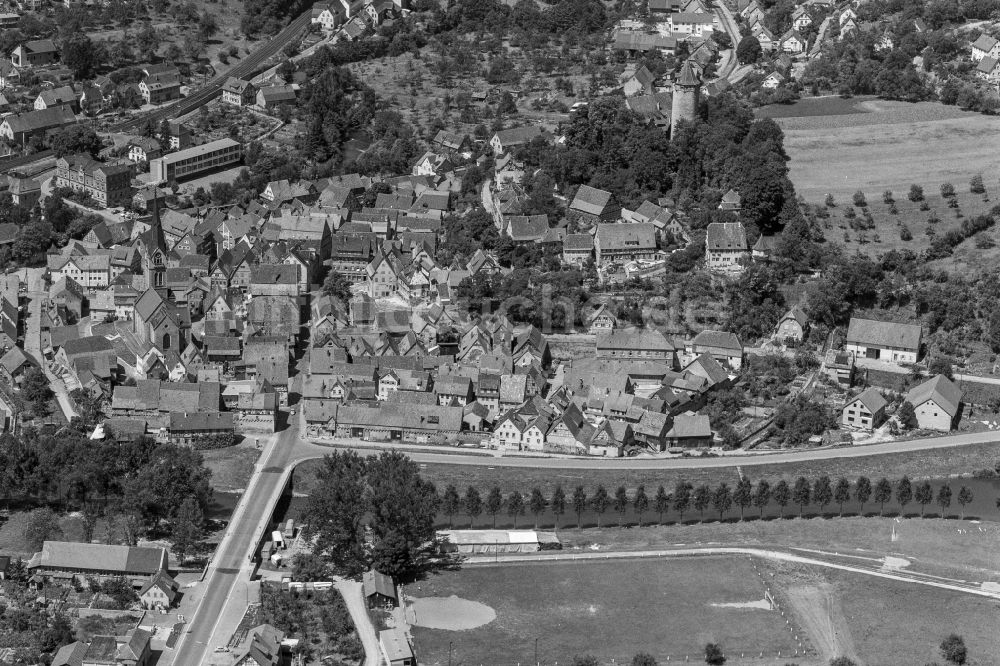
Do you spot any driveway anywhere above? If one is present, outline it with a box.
[335,579,381,666]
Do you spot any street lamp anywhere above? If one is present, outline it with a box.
[449,641,454,666]
[535,638,539,666]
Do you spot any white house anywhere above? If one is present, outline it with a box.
[780,29,806,53]
[971,34,1000,61]
[668,11,716,36]
[841,387,887,431]
[761,71,786,89]
[976,56,1000,83]
[845,317,921,364]
[905,374,962,431]
[791,6,812,29]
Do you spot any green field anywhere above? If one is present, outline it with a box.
[409,558,804,665]
[773,99,1000,206]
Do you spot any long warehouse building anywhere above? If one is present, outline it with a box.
[149,138,242,183]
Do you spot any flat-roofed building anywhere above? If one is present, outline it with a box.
[149,138,242,184]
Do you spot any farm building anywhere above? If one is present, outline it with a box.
[689,330,743,370]
[379,628,414,666]
[437,530,561,554]
[905,374,962,431]
[845,317,921,364]
[363,570,397,608]
[841,387,887,431]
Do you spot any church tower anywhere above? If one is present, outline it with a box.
[670,60,702,138]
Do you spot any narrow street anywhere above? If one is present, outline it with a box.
[335,578,381,666]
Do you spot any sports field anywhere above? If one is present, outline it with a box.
[764,98,1000,203]
[408,557,806,665]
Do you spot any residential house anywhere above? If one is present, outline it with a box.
[841,387,887,431]
[562,233,594,266]
[705,222,748,270]
[845,317,921,363]
[232,624,286,666]
[593,223,657,266]
[791,6,812,29]
[774,306,808,342]
[127,137,162,164]
[506,214,549,242]
[690,329,743,370]
[221,77,257,106]
[761,71,786,89]
[569,185,620,224]
[139,570,178,610]
[432,129,471,154]
[971,34,1000,61]
[34,85,76,111]
[718,189,742,211]
[977,56,1000,83]
[0,106,76,145]
[489,125,547,155]
[8,175,40,208]
[668,12,716,36]
[612,30,677,55]
[779,29,806,53]
[11,39,58,67]
[0,346,32,387]
[596,329,676,364]
[139,66,181,105]
[311,2,344,30]
[622,64,656,97]
[587,304,618,334]
[255,85,297,110]
[905,374,962,431]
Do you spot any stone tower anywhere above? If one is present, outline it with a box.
[670,60,702,138]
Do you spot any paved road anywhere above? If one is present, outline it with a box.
[171,422,310,666]
[326,429,1000,470]
[335,579,381,666]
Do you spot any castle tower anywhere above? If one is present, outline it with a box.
[670,60,702,138]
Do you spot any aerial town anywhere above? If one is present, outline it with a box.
[0,0,996,662]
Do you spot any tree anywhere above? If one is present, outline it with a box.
[632,653,658,666]
[792,477,811,516]
[736,35,762,64]
[198,11,219,39]
[486,487,503,528]
[940,634,967,664]
[908,184,924,202]
[463,486,482,528]
[529,488,546,528]
[830,477,851,516]
[50,125,103,158]
[633,485,649,527]
[928,356,954,380]
[22,507,63,551]
[572,657,599,666]
[957,486,973,519]
[591,485,610,527]
[773,480,790,517]
[811,475,831,515]
[551,485,566,528]
[322,269,353,301]
[855,476,872,515]
[671,482,689,523]
[852,191,867,207]
[441,485,461,528]
[572,486,587,528]
[291,553,329,581]
[171,495,204,562]
[829,659,858,666]
[937,484,952,518]
[753,480,771,518]
[705,643,726,665]
[940,182,956,198]
[733,478,752,520]
[873,477,892,515]
[506,490,525,528]
[970,174,986,194]
[21,367,53,408]
[693,484,711,519]
[612,485,629,527]
[61,32,99,78]
[712,483,732,521]
[897,401,918,430]
[896,476,913,515]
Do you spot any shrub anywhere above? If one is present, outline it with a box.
[919,201,930,211]
[941,182,956,198]
[824,193,835,207]
[908,184,924,201]
[882,190,894,204]
[971,174,985,194]
[852,190,867,207]
[899,225,912,241]
[844,207,856,219]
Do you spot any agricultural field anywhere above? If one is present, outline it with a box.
[765,97,1000,208]
[409,557,805,665]
[766,560,1000,666]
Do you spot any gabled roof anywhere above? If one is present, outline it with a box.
[692,329,742,352]
[706,222,747,251]
[846,317,921,351]
[848,387,887,414]
[905,374,962,416]
[595,223,657,251]
[571,185,615,216]
[507,214,548,242]
[972,34,998,52]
